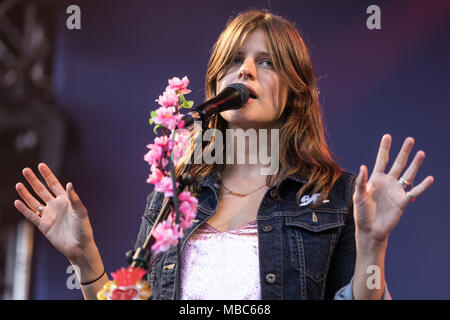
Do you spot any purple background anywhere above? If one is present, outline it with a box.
[30,0,450,299]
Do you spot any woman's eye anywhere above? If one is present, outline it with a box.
[232,57,243,65]
[260,60,274,67]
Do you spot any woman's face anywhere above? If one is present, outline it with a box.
[217,29,288,130]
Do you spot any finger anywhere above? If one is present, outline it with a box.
[355,165,368,195]
[388,137,415,179]
[38,163,66,196]
[402,176,434,206]
[22,167,55,204]
[15,182,44,212]
[399,150,426,184]
[372,134,392,175]
[66,183,87,217]
[14,199,42,227]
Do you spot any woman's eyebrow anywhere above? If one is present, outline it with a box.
[236,50,271,58]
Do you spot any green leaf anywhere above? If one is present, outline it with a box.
[153,124,162,134]
[149,110,158,125]
[181,100,194,108]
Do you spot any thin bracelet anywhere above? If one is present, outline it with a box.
[80,270,106,286]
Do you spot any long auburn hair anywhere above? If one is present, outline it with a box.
[176,9,342,207]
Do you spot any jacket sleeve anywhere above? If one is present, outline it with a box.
[134,190,165,251]
[134,192,155,250]
[134,190,167,293]
[324,198,357,299]
[334,275,392,300]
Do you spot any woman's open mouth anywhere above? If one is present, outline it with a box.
[247,87,257,99]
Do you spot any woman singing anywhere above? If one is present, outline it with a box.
[13,10,433,300]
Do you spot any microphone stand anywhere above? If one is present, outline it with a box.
[127,163,194,270]
[126,124,199,299]
[107,84,249,299]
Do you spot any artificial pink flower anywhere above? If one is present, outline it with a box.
[153,106,182,130]
[177,191,198,229]
[154,135,172,149]
[174,129,190,146]
[172,129,191,165]
[167,76,191,94]
[154,176,179,197]
[144,76,198,255]
[146,165,164,184]
[151,215,183,254]
[144,135,173,168]
[178,190,197,205]
[144,144,162,167]
[179,204,196,229]
[155,88,179,108]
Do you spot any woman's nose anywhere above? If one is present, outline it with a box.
[238,58,256,81]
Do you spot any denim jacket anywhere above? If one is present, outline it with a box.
[135,170,360,300]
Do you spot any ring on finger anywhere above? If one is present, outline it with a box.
[406,192,416,203]
[399,177,413,190]
[36,205,44,217]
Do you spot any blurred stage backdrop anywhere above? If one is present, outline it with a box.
[0,0,449,299]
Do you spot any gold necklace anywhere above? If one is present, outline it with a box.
[219,180,267,198]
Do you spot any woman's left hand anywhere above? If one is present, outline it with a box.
[353,134,434,245]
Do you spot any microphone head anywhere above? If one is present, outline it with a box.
[181,83,251,127]
[225,83,250,108]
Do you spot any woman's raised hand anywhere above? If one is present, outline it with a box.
[353,134,434,244]
[14,163,95,263]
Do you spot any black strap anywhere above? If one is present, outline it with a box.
[80,270,106,286]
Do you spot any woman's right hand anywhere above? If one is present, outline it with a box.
[14,163,95,264]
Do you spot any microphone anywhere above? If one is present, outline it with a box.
[180,83,250,127]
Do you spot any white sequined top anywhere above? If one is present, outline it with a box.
[180,220,261,300]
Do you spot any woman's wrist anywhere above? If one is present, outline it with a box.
[69,242,105,284]
[355,229,388,255]
[80,269,106,286]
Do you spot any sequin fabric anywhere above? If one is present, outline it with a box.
[180,220,261,300]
